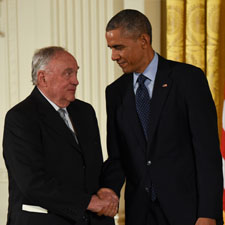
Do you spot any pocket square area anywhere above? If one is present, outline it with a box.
[22,204,48,214]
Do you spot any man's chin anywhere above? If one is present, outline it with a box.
[122,68,132,74]
[121,66,132,74]
[67,95,76,103]
[70,97,76,102]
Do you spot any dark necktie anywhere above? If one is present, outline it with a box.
[58,108,79,143]
[135,74,151,140]
[135,74,157,201]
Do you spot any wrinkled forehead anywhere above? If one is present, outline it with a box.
[52,51,75,60]
[52,51,77,64]
[46,51,79,71]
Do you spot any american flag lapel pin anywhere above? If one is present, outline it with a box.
[162,83,168,87]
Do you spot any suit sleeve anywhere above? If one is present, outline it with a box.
[3,109,91,222]
[184,67,223,220]
[100,86,125,197]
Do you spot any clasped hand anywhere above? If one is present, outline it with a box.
[87,188,119,217]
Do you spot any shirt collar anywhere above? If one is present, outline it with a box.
[37,88,67,112]
[133,52,158,85]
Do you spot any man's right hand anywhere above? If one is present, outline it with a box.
[97,188,119,217]
[87,188,119,217]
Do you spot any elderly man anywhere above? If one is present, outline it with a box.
[3,46,118,225]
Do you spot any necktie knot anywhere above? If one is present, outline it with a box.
[58,108,66,118]
[137,74,147,85]
[58,108,68,122]
[58,108,79,143]
[58,108,69,128]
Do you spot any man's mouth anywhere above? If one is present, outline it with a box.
[68,88,75,92]
[118,61,127,68]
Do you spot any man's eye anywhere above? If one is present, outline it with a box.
[64,71,73,76]
[116,46,123,50]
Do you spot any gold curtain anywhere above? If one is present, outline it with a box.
[165,0,225,138]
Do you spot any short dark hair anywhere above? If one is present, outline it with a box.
[106,9,152,44]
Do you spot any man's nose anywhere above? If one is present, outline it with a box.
[71,74,79,85]
[111,49,120,61]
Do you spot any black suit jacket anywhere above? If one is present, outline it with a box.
[102,55,223,225]
[3,87,114,225]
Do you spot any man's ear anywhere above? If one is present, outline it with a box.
[140,34,151,48]
[37,70,47,87]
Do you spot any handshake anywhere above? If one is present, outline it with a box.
[87,188,119,217]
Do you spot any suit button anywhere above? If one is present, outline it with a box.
[82,215,88,222]
[147,161,151,166]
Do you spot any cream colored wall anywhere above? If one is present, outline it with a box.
[0,1,161,224]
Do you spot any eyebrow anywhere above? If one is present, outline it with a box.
[64,68,73,72]
[108,44,123,48]
[63,67,79,73]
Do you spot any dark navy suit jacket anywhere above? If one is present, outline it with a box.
[102,55,223,225]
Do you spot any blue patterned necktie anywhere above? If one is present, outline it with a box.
[135,74,151,140]
[135,74,157,201]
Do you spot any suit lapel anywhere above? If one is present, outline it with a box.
[147,56,173,154]
[120,57,173,154]
[43,111,81,151]
[31,88,82,153]
[67,103,86,150]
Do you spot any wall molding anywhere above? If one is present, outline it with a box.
[7,0,20,106]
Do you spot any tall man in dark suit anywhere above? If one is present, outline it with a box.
[99,9,223,225]
[3,46,118,225]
